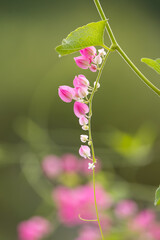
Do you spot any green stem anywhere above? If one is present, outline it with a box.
[93,0,160,96]
[88,51,110,240]
[93,0,117,45]
[116,45,160,96]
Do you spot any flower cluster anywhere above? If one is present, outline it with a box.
[58,46,106,170]
[74,46,106,72]
[42,154,101,179]
[17,153,160,240]
[53,184,112,226]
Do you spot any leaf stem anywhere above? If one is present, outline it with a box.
[88,50,110,240]
[93,0,160,96]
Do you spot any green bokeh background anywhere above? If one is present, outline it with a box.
[0,0,160,239]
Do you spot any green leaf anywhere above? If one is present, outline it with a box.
[56,21,106,56]
[154,186,160,206]
[141,58,160,74]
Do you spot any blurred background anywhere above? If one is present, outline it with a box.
[0,0,160,239]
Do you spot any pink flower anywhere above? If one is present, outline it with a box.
[79,116,88,126]
[80,47,97,60]
[115,200,137,219]
[73,75,90,88]
[58,85,74,103]
[17,216,51,240]
[53,184,112,226]
[74,56,90,69]
[42,155,62,179]
[79,145,91,158]
[73,87,88,99]
[130,210,155,232]
[74,101,89,118]
[61,154,80,173]
[89,64,97,72]
[150,223,160,240]
[75,226,100,240]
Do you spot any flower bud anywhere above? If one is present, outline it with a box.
[73,75,90,88]
[80,135,88,143]
[89,64,97,72]
[74,56,90,69]
[88,141,92,146]
[82,125,89,131]
[74,101,89,118]
[79,145,91,158]
[58,85,74,103]
[98,48,107,57]
[94,82,100,88]
[93,54,102,65]
[79,116,88,126]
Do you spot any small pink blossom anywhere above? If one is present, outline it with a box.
[42,155,62,179]
[73,75,90,88]
[80,46,97,60]
[74,56,90,69]
[58,85,74,103]
[79,145,91,158]
[89,64,97,72]
[74,101,89,118]
[61,154,80,173]
[17,216,51,240]
[79,116,88,126]
[93,54,102,65]
[98,48,106,57]
[73,86,88,99]
[115,200,137,219]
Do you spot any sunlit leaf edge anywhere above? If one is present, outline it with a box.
[141,57,160,75]
[55,20,106,56]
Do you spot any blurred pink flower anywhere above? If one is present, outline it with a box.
[115,200,137,219]
[53,184,112,226]
[130,209,155,232]
[150,223,160,240]
[75,226,100,240]
[42,155,62,179]
[61,154,80,173]
[17,216,51,240]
